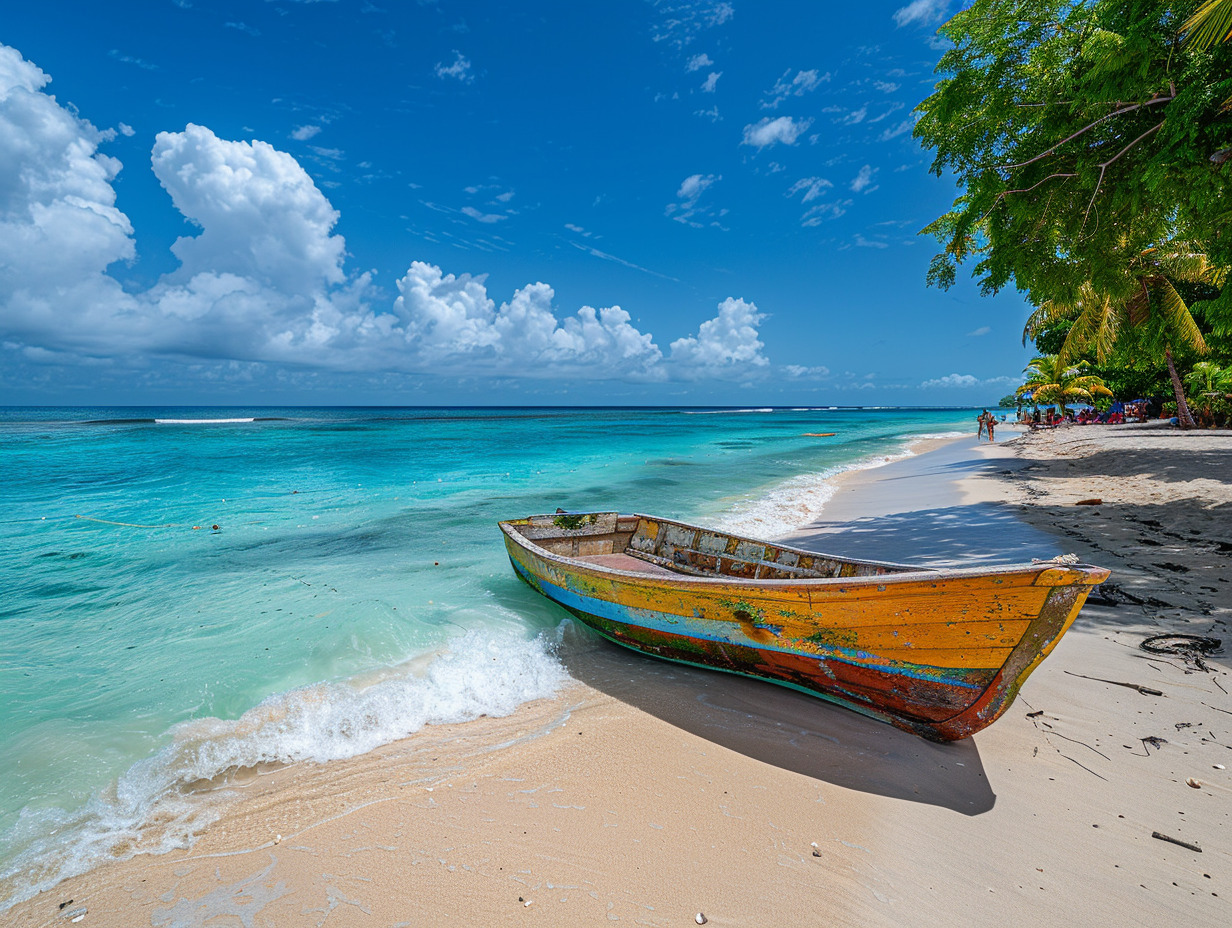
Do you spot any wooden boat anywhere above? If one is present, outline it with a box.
[499,511,1109,741]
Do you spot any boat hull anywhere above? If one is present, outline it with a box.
[501,514,1108,741]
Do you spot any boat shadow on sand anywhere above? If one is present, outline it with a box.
[554,623,997,817]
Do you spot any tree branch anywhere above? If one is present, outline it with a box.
[1082,121,1166,231]
[976,172,1078,226]
[993,95,1174,171]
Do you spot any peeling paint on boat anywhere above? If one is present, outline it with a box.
[500,512,1109,741]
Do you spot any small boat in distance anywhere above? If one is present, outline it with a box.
[500,512,1109,741]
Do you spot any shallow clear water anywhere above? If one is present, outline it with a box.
[0,405,973,904]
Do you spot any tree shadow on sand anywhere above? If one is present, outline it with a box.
[787,501,1061,569]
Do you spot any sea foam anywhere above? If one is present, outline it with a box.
[714,432,965,539]
[0,628,567,910]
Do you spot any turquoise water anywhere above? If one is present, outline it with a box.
[0,406,973,905]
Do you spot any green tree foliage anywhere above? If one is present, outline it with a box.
[1184,359,1232,392]
[916,0,1232,298]
[916,0,1232,427]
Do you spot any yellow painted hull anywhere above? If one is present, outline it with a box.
[500,512,1109,740]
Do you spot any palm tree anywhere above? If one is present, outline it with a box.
[1184,360,1232,396]
[1017,355,1113,415]
[1023,241,1227,428]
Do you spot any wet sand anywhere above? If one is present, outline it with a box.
[7,428,1229,927]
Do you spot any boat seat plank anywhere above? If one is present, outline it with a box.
[575,553,680,576]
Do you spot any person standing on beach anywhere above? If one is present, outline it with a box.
[986,415,995,442]
[977,410,988,439]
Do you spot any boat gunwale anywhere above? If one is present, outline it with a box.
[499,511,1107,590]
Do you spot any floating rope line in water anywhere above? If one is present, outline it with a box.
[75,515,184,528]
[74,515,233,531]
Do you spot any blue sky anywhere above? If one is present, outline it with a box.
[0,0,1029,406]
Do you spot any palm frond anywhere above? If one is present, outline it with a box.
[1125,281,1151,328]
[1155,279,1208,353]
[1061,288,1118,363]
[1183,0,1232,50]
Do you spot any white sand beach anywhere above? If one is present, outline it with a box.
[7,427,1229,927]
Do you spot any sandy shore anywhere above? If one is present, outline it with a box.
[7,428,1229,927]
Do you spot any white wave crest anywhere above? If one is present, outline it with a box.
[682,408,775,414]
[0,629,567,910]
[713,430,967,539]
[154,418,256,424]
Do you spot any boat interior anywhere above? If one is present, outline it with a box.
[505,511,915,580]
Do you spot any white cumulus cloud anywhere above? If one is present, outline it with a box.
[1,42,777,388]
[669,297,768,377]
[741,116,812,149]
[686,53,714,72]
[701,71,721,93]
[0,43,138,352]
[151,125,347,294]
[922,373,979,388]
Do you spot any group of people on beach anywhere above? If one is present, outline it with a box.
[1018,398,1158,429]
[976,409,997,441]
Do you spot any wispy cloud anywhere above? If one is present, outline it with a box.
[461,206,507,223]
[893,0,950,28]
[291,125,322,141]
[800,199,851,226]
[784,364,830,379]
[878,116,916,141]
[568,241,679,281]
[108,49,158,70]
[866,102,905,124]
[665,173,726,228]
[434,50,473,82]
[967,326,991,337]
[686,52,714,72]
[786,177,832,203]
[760,69,829,109]
[850,164,878,193]
[651,1,736,48]
[701,71,721,92]
[921,372,1018,388]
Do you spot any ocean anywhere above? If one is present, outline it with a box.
[0,405,974,906]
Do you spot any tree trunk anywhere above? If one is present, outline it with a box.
[1165,346,1196,429]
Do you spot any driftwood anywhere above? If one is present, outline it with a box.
[1063,670,1163,696]
[1151,832,1202,853]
